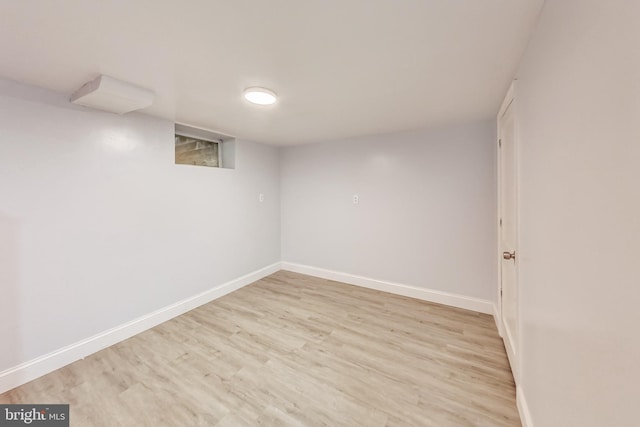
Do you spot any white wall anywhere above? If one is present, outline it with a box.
[515,0,640,425]
[0,79,280,373]
[281,122,497,302]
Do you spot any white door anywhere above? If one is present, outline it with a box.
[498,90,518,377]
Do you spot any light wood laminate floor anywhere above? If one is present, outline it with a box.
[0,271,520,426]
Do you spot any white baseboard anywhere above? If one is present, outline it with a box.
[493,303,503,337]
[0,262,281,394]
[281,262,493,314]
[517,386,534,427]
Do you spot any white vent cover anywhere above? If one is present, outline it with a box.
[70,75,154,114]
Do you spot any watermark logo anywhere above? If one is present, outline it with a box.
[0,405,68,426]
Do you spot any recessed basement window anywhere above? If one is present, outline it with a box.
[175,134,220,167]
[174,123,235,169]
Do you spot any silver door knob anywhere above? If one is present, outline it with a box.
[503,251,516,260]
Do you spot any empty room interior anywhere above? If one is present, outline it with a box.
[0,1,638,426]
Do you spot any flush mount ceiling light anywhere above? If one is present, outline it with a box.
[243,87,277,105]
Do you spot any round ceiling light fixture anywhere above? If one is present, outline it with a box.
[243,87,277,105]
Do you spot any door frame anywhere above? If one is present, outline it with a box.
[497,81,521,381]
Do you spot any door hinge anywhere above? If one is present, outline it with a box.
[500,218,502,226]
[500,288,503,297]
[499,139,502,148]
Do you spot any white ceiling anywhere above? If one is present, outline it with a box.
[0,0,543,146]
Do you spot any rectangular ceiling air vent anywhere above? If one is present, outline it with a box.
[70,75,155,114]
